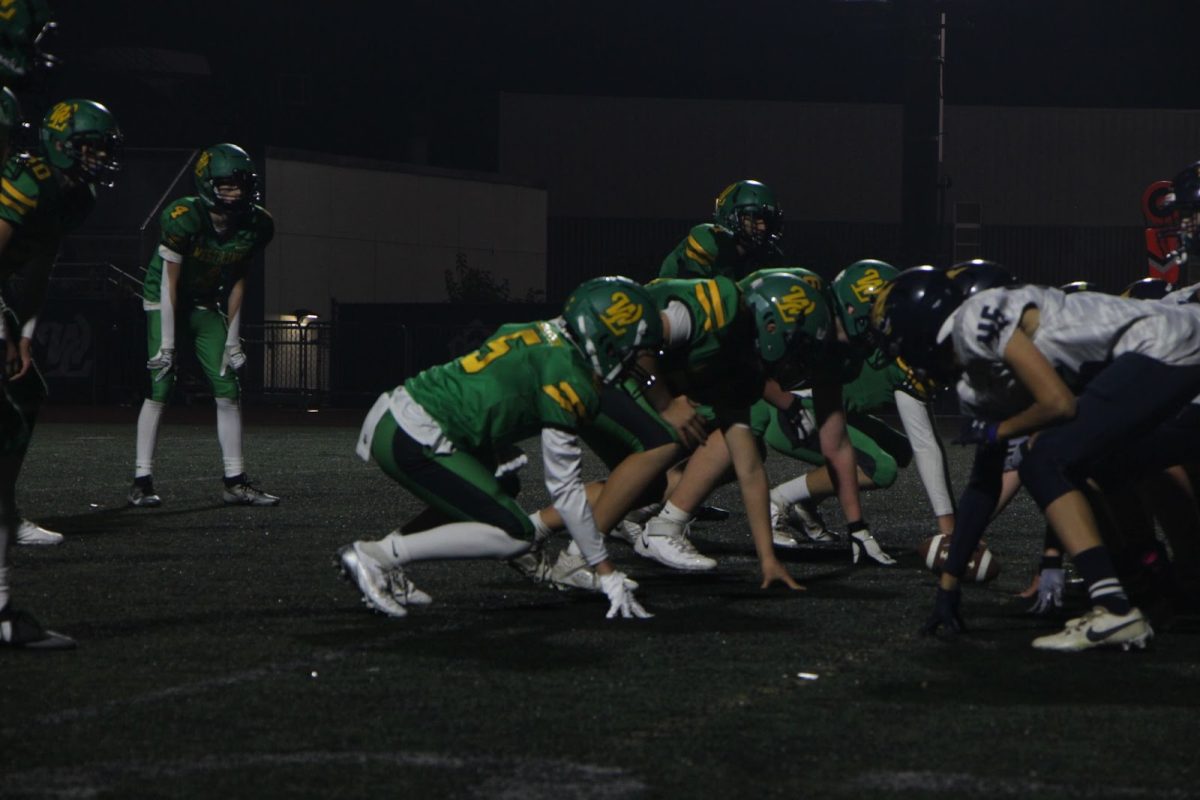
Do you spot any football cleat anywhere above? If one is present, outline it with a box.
[769,502,801,549]
[787,499,839,543]
[1031,606,1152,652]
[15,519,63,546]
[549,548,639,592]
[509,548,555,586]
[385,566,432,606]
[222,479,281,506]
[609,517,644,546]
[337,543,407,618]
[0,606,76,650]
[634,517,716,571]
[694,504,731,522]
[128,479,162,508]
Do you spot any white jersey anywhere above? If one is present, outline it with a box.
[942,284,1200,415]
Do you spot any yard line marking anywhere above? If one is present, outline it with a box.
[853,770,1193,798]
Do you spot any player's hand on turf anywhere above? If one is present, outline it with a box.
[220,343,246,376]
[10,337,32,380]
[954,417,999,446]
[661,395,707,449]
[1017,570,1041,599]
[921,586,966,637]
[599,570,652,619]
[1026,567,1064,615]
[760,558,804,591]
[146,348,175,382]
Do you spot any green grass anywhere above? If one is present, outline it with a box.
[3,418,1199,798]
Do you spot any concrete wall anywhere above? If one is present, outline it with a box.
[262,151,547,319]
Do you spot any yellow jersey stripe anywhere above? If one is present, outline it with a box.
[1,179,34,208]
[705,280,726,329]
[0,193,28,215]
[685,235,715,265]
[694,284,714,332]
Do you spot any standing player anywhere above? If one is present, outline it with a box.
[0,98,122,648]
[338,276,657,620]
[130,143,279,507]
[659,179,782,281]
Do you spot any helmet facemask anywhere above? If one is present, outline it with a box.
[64,128,124,188]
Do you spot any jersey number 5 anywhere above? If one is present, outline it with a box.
[461,328,542,373]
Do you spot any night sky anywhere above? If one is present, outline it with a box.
[47,1,1200,171]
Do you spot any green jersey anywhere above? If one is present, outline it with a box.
[405,320,602,452]
[659,223,748,280]
[143,196,274,307]
[840,350,931,414]
[647,276,764,413]
[0,153,96,280]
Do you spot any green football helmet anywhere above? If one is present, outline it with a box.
[40,98,122,187]
[832,259,899,342]
[563,276,663,385]
[713,179,783,256]
[739,268,832,389]
[195,143,260,215]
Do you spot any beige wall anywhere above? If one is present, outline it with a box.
[262,156,547,319]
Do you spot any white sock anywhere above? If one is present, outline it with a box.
[360,522,530,568]
[135,399,165,478]
[566,540,582,557]
[770,474,812,508]
[660,501,693,525]
[215,397,244,478]
[528,511,553,542]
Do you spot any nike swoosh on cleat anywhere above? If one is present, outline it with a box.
[1085,618,1141,642]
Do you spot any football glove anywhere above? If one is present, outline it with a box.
[849,523,896,566]
[921,586,967,637]
[1027,567,1065,615]
[220,343,246,376]
[599,570,652,619]
[954,417,999,446]
[146,348,175,383]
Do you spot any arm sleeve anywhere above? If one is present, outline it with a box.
[541,427,609,566]
[894,389,955,517]
[159,256,178,350]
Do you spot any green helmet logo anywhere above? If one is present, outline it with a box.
[713,179,783,256]
[832,259,899,342]
[40,98,122,187]
[563,276,663,384]
[739,268,831,388]
[195,142,259,215]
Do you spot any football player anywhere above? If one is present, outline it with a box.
[0,0,55,91]
[874,267,1200,651]
[0,98,122,648]
[630,268,877,579]
[765,260,956,551]
[659,180,782,281]
[338,276,657,620]
[130,144,279,507]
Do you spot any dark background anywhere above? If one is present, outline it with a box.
[48,1,1200,172]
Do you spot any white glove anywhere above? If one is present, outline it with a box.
[146,348,175,383]
[850,526,897,566]
[1027,567,1065,615]
[220,343,246,376]
[599,570,652,619]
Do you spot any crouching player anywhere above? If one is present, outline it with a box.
[337,277,659,620]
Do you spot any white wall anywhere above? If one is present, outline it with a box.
[262,154,547,318]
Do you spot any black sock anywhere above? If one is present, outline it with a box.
[1073,545,1131,615]
[223,473,247,488]
[134,475,153,488]
[1041,553,1063,571]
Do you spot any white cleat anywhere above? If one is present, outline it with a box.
[386,566,432,606]
[770,502,801,549]
[788,499,839,543]
[549,548,639,592]
[1031,606,1153,652]
[609,517,644,546]
[337,543,407,618]
[634,517,716,571]
[509,548,555,586]
[16,519,63,546]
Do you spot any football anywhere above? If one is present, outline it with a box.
[919,533,1001,583]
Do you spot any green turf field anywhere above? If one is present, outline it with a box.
[3,418,1199,799]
